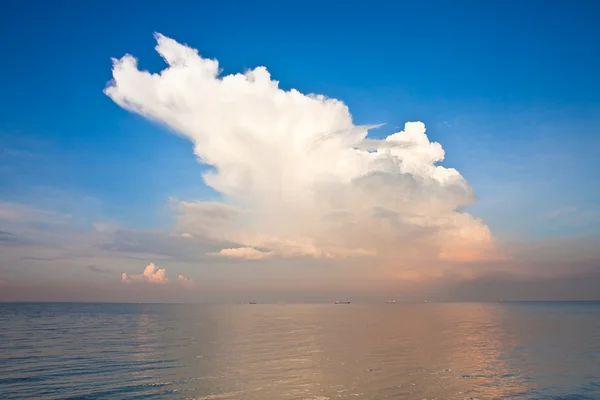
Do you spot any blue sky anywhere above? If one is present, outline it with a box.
[0,0,599,301]
[2,0,597,233]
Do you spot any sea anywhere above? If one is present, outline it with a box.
[1,302,599,399]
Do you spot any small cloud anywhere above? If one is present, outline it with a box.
[121,263,193,288]
[177,274,195,289]
[142,263,167,283]
[212,247,273,260]
[121,263,168,284]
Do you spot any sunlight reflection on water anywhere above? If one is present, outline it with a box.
[1,302,599,399]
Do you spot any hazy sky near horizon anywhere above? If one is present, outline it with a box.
[1,0,599,302]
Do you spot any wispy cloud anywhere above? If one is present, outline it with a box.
[213,247,274,260]
[88,265,112,274]
[0,230,18,242]
[0,199,598,301]
[0,201,72,225]
[543,206,600,227]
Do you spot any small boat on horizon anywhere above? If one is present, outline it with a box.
[334,301,351,304]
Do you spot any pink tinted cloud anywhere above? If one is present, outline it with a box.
[177,274,195,289]
[213,247,273,260]
[121,263,168,284]
[121,263,195,290]
[106,34,500,278]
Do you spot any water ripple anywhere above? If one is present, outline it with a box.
[1,302,599,399]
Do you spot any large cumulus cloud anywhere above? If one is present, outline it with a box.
[105,33,498,275]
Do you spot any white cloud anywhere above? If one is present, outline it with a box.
[213,247,273,260]
[121,263,197,289]
[105,33,500,277]
[121,263,168,284]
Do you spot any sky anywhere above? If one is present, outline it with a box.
[1,0,599,302]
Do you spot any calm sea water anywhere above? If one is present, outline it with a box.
[1,302,599,400]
